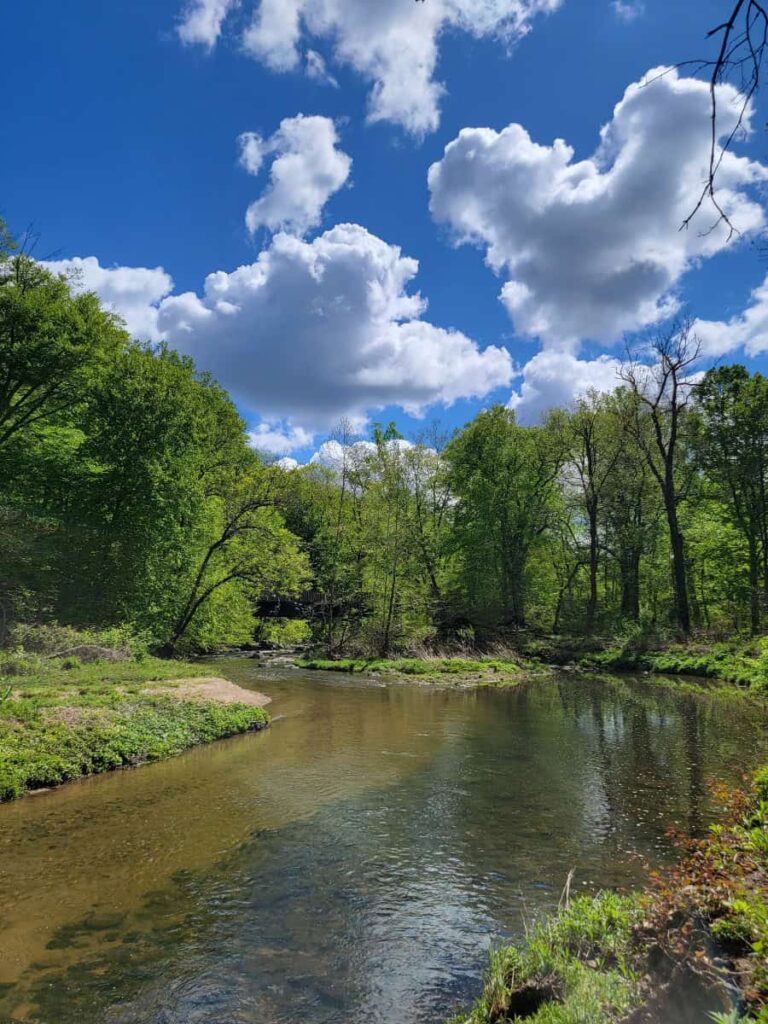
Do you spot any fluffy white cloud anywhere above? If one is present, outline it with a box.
[177,0,239,47]
[179,0,561,134]
[238,114,351,236]
[694,275,768,357]
[46,231,509,428]
[248,420,315,453]
[44,256,174,341]
[429,68,768,349]
[152,224,512,428]
[509,350,623,423]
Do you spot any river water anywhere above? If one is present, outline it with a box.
[0,663,764,1023]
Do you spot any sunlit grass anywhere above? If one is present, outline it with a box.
[0,653,268,800]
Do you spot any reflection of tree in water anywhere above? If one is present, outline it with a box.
[531,678,755,859]
[681,695,704,835]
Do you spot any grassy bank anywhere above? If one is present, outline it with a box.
[297,655,548,687]
[0,653,269,801]
[451,768,768,1024]
[299,636,768,693]
[575,638,768,692]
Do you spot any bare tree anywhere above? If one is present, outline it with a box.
[620,321,702,635]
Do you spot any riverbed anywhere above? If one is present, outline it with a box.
[0,663,764,1023]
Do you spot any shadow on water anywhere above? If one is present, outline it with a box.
[0,664,764,1023]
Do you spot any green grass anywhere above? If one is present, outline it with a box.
[450,892,644,1024]
[296,655,543,686]
[301,638,768,694]
[0,654,268,800]
[578,638,768,692]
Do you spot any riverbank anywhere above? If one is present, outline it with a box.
[450,766,768,1024]
[297,655,551,687]
[575,638,768,692]
[298,636,768,695]
[0,656,270,801]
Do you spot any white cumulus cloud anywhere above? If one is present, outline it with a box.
[248,420,315,454]
[509,350,623,423]
[124,223,513,430]
[44,256,174,342]
[428,67,768,349]
[238,114,351,235]
[156,224,512,426]
[694,275,768,357]
[179,0,561,134]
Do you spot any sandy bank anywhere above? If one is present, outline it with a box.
[145,676,271,707]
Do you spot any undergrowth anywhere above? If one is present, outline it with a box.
[578,638,768,692]
[449,892,644,1024]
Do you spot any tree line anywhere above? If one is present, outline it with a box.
[281,323,768,654]
[3,232,768,656]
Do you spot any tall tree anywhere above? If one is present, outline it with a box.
[621,324,700,635]
[445,406,565,633]
[558,392,624,633]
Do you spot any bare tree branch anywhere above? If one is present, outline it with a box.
[679,1,768,236]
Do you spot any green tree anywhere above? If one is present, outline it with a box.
[444,406,565,634]
[557,392,624,633]
[695,365,768,633]
[0,256,124,451]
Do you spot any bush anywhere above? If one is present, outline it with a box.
[255,618,312,648]
[5,622,151,661]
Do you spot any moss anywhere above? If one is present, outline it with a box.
[0,656,268,800]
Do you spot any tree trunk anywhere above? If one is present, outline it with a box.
[585,501,599,633]
[619,550,641,621]
[666,502,691,635]
[748,532,761,634]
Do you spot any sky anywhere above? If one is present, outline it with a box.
[3,0,768,464]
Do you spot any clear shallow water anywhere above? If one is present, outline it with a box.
[0,664,764,1023]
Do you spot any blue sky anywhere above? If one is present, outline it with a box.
[3,0,768,462]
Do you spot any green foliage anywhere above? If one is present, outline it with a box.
[0,255,125,451]
[0,255,310,653]
[10,224,768,663]
[8,621,151,659]
[444,406,565,632]
[581,637,768,691]
[256,617,312,647]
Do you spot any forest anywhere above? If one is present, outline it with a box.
[3,229,768,661]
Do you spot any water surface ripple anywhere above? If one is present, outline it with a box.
[0,665,763,1023]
